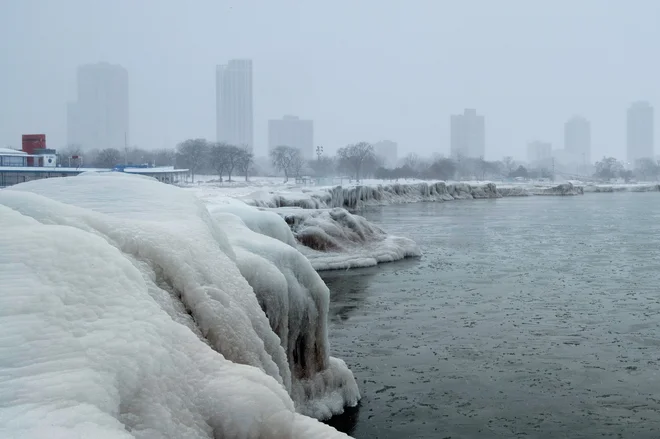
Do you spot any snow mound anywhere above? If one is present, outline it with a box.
[245,182,501,210]
[0,174,355,438]
[277,207,421,270]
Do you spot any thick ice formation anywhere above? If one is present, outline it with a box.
[276,207,421,270]
[0,174,355,438]
[499,182,584,196]
[206,200,420,271]
[245,182,501,210]
[207,209,359,417]
[582,183,660,193]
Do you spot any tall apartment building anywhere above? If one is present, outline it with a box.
[564,116,591,165]
[450,109,485,159]
[373,140,398,168]
[267,115,314,159]
[216,59,253,150]
[627,101,654,167]
[67,62,129,150]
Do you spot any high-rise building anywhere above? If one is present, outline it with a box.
[627,101,654,167]
[373,140,398,168]
[268,115,314,159]
[216,59,253,150]
[450,109,485,159]
[67,62,129,150]
[564,116,591,165]
[527,141,552,164]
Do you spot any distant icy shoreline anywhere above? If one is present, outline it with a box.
[189,179,659,271]
[226,181,585,211]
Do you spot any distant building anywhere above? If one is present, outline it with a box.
[627,101,654,168]
[373,140,398,168]
[216,59,253,150]
[564,116,591,165]
[527,141,552,164]
[450,109,485,159]
[67,62,129,150]
[268,115,314,159]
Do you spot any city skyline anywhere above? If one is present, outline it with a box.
[3,1,660,161]
[14,57,657,167]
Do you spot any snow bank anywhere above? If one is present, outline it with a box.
[244,182,501,210]
[276,207,421,270]
[0,174,355,438]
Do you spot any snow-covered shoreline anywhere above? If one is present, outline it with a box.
[0,174,358,438]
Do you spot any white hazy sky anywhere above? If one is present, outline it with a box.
[1,0,659,160]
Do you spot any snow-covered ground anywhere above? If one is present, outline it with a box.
[0,173,358,438]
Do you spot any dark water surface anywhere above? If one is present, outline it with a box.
[323,193,660,439]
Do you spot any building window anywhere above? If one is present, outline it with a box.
[1,156,26,167]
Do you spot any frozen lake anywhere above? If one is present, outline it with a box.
[324,193,660,438]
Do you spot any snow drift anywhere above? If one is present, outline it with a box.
[244,182,501,210]
[0,174,357,438]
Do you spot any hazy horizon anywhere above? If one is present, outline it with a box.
[2,0,659,160]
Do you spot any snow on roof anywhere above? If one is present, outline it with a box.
[0,147,27,155]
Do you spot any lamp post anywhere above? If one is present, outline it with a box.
[316,145,323,161]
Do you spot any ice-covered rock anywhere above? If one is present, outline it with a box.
[277,207,421,270]
[531,182,584,196]
[0,174,356,438]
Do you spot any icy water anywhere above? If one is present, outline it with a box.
[324,193,660,439]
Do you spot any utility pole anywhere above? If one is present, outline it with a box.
[124,132,128,165]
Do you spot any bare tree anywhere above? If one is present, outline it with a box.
[502,156,516,175]
[95,148,122,168]
[224,144,243,181]
[153,148,176,166]
[291,152,306,178]
[236,146,254,181]
[209,142,229,181]
[336,142,375,182]
[402,152,420,170]
[270,145,301,182]
[177,138,209,183]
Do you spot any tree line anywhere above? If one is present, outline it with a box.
[58,141,660,184]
